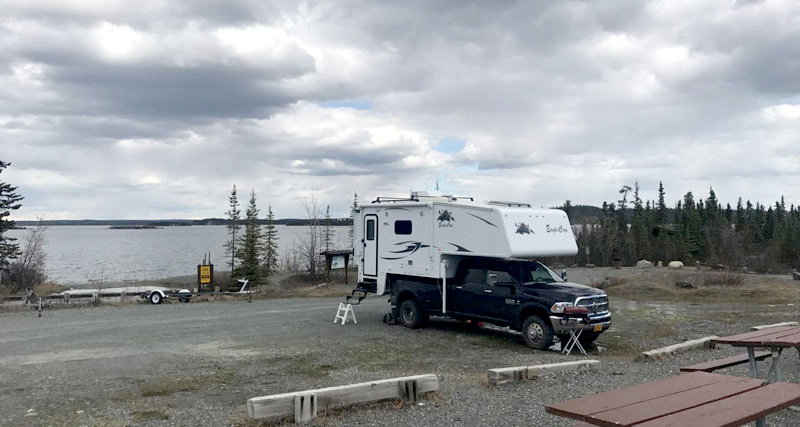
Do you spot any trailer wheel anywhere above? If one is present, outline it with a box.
[149,292,163,305]
[522,315,553,350]
[399,299,424,329]
[178,295,190,303]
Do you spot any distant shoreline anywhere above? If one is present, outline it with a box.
[13,218,353,227]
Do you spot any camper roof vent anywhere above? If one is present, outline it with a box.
[487,200,532,208]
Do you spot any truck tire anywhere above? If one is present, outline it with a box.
[149,292,163,305]
[399,299,424,329]
[522,315,554,350]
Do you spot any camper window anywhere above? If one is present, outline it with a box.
[366,219,375,240]
[394,220,412,235]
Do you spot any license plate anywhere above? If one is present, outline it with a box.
[593,324,603,332]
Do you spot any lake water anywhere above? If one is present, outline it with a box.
[6,225,352,284]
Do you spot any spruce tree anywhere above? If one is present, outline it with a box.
[234,190,262,282]
[0,161,23,268]
[348,193,358,249]
[223,185,241,273]
[656,181,667,224]
[263,205,279,276]
[322,205,334,252]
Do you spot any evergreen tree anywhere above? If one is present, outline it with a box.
[322,205,334,252]
[263,205,279,277]
[223,185,241,272]
[656,181,667,224]
[234,190,262,281]
[630,181,648,262]
[562,200,574,220]
[348,193,359,249]
[0,161,23,269]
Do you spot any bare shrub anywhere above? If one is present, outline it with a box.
[6,218,47,293]
[701,271,744,287]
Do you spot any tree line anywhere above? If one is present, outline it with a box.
[562,182,800,272]
[223,185,359,285]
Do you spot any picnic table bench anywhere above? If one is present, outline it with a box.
[545,371,800,426]
[713,325,800,382]
[680,350,772,373]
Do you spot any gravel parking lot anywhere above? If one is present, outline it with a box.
[2,268,800,426]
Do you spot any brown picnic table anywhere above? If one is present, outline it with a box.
[713,325,800,383]
[545,371,800,427]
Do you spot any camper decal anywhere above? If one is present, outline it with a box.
[437,209,454,227]
[515,222,534,235]
[467,213,497,227]
[381,241,430,260]
[448,243,472,252]
[546,224,569,233]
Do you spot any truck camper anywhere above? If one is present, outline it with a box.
[352,191,611,350]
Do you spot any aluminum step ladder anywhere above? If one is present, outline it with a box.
[333,302,357,325]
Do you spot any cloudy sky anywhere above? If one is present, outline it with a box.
[2,0,799,220]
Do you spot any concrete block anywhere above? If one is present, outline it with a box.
[752,322,799,330]
[488,360,600,386]
[637,336,719,361]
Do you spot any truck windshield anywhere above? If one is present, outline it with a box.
[521,261,562,283]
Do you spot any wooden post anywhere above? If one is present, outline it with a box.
[63,293,70,304]
[120,291,127,303]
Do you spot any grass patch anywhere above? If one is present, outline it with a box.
[131,410,169,422]
[260,353,334,378]
[138,371,235,397]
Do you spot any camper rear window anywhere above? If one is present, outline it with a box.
[366,220,375,240]
[394,220,412,235]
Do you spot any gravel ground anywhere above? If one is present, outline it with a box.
[1,268,800,426]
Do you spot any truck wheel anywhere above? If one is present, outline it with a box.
[149,292,163,305]
[522,316,554,350]
[399,299,424,329]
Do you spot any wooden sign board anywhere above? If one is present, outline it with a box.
[330,255,346,270]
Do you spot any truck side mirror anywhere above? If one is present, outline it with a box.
[561,270,567,280]
[487,273,498,286]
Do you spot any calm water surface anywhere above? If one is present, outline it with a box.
[7,225,352,284]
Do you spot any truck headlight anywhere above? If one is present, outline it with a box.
[550,302,573,313]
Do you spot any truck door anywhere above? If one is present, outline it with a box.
[363,214,378,277]
[483,261,521,321]
[452,260,493,318]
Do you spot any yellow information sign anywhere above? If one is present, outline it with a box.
[199,265,213,285]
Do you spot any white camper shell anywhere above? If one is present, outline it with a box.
[354,193,578,295]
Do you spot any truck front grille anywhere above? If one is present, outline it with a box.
[575,295,609,317]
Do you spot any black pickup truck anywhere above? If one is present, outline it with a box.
[387,257,611,350]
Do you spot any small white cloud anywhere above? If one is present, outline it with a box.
[761,104,800,123]
[138,175,161,185]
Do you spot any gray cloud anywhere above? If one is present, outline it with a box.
[2,0,799,219]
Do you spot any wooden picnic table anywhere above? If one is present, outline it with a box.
[545,371,800,427]
[713,325,800,382]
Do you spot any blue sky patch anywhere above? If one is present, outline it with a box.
[320,100,373,110]
[435,138,466,154]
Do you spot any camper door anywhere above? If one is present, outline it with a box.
[363,214,378,277]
